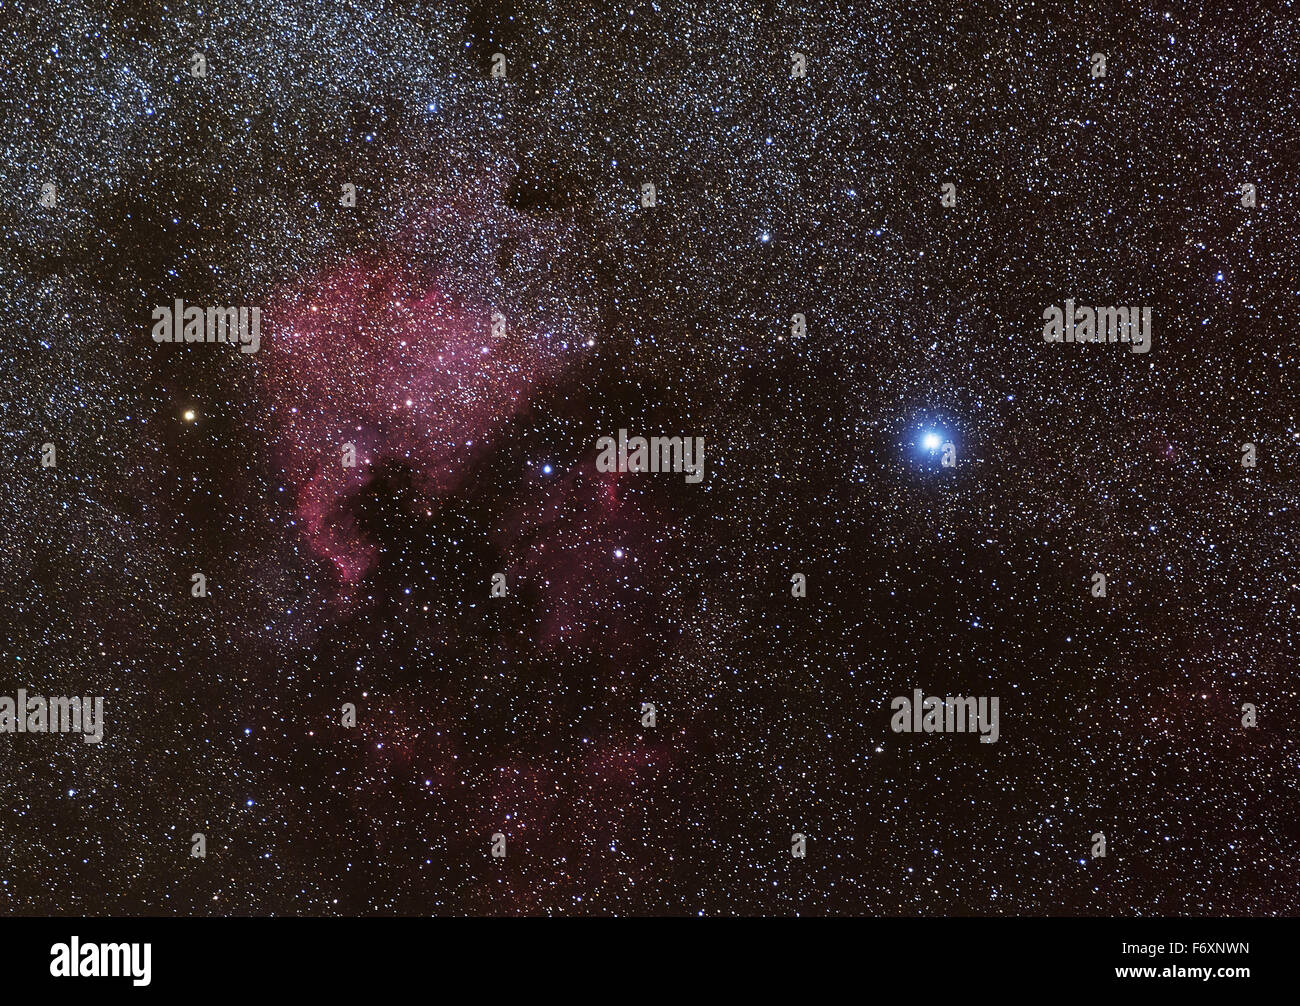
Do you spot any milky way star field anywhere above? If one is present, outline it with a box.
[2,1,1298,918]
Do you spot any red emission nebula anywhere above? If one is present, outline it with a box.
[260,189,683,653]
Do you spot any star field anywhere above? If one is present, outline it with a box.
[2,0,1299,915]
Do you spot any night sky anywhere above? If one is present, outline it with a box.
[4,0,1299,915]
